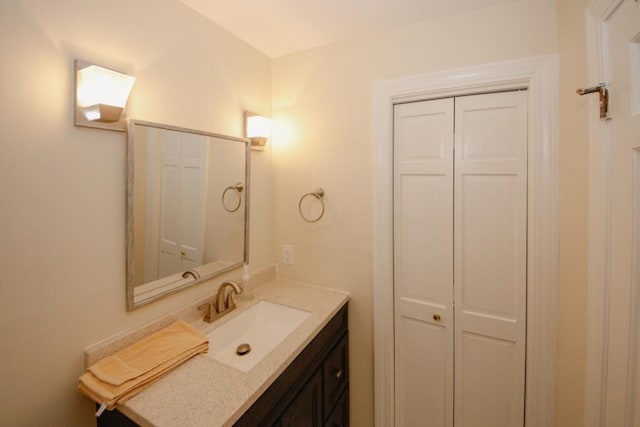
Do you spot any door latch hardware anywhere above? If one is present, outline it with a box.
[576,83,609,119]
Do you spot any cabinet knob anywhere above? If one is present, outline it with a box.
[334,369,343,380]
[433,314,441,322]
[180,250,186,256]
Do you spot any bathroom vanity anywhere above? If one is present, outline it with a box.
[85,279,349,427]
[235,303,348,426]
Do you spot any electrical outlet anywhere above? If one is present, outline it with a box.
[283,244,294,265]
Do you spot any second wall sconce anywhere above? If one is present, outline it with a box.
[74,59,136,132]
[244,112,272,150]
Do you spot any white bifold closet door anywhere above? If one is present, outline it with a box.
[157,129,207,278]
[394,91,527,427]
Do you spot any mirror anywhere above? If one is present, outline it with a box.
[126,120,249,310]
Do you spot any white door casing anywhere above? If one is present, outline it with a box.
[373,55,558,427]
[584,1,640,425]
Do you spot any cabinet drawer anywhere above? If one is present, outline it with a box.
[323,334,348,416]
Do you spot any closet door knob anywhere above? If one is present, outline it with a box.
[335,369,343,380]
[433,314,441,322]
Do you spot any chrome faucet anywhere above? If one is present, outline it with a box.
[198,280,243,323]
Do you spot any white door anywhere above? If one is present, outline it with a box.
[394,91,527,426]
[596,1,640,425]
[453,92,527,426]
[157,130,207,278]
[177,132,208,270]
[158,129,182,278]
[394,98,455,427]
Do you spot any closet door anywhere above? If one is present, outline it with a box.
[157,130,207,278]
[393,98,454,427]
[453,91,527,426]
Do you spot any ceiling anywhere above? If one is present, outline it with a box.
[178,0,518,58]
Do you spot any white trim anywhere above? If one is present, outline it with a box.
[583,1,621,426]
[626,149,640,426]
[373,55,559,427]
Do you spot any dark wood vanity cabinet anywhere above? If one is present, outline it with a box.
[97,303,349,427]
[277,370,322,427]
[235,303,349,427]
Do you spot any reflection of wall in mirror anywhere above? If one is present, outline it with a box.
[204,137,245,265]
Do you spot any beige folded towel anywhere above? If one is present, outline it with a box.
[78,320,208,410]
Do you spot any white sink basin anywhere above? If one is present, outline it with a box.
[206,300,310,372]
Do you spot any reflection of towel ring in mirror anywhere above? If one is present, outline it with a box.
[222,182,244,212]
[298,188,325,223]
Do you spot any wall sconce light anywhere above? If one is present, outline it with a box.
[74,59,136,132]
[244,112,272,150]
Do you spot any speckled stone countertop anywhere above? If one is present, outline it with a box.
[85,279,349,427]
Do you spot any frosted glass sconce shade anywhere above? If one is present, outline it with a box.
[74,60,135,132]
[244,112,272,150]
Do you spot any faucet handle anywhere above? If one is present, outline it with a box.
[197,302,214,323]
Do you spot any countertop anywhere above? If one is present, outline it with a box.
[89,279,349,426]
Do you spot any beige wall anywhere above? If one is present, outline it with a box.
[0,0,273,424]
[555,0,590,425]
[271,1,558,425]
[0,0,595,424]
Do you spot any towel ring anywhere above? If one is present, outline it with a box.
[222,183,244,213]
[298,188,325,223]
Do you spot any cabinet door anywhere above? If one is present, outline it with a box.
[277,370,322,427]
[323,335,348,417]
[325,388,349,427]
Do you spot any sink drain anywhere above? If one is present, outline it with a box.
[236,343,251,356]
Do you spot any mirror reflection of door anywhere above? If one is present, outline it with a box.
[128,121,248,309]
[147,128,207,282]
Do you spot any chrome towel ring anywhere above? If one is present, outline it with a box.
[222,182,244,212]
[299,187,325,223]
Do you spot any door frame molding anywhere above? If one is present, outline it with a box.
[372,55,559,426]
[583,0,627,426]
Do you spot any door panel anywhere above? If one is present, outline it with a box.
[394,98,454,427]
[157,130,207,277]
[460,174,520,321]
[459,104,522,161]
[454,91,527,427]
[158,130,182,277]
[399,174,451,305]
[458,332,519,427]
[396,317,448,427]
[178,133,207,270]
